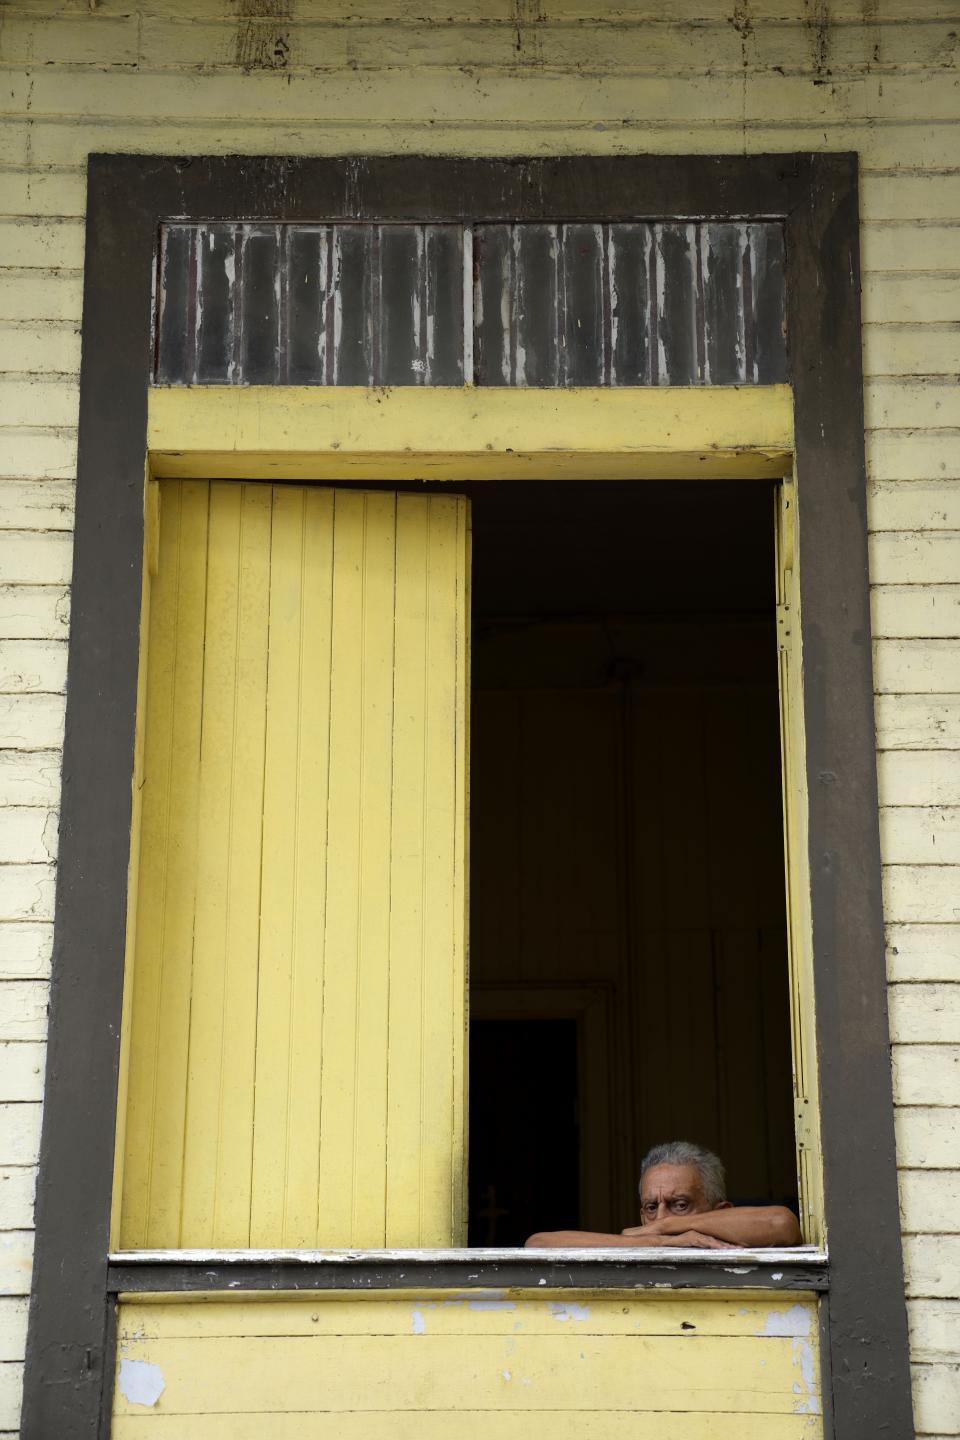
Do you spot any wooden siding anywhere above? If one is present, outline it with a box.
[111,1291,822,1437]
[0,3,958,1433]
[118,481,469,1251]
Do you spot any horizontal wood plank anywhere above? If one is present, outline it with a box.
[0,1167,36,1231]
[907,1299,960,1363]
[0,586,69,642]
[0,696,65,752]
[898,1169,960,1234]
[887,925,960,983]
[0,481,74,533]
[0,430,76,481]
[912,1359,960,1437]
[868,482,960,533]
[0,983,48,1043]
[889,984,960,1045]
[0,807,56,865]
[895,1104,960,1167]
[0,640,66,695]
[0,750,63,805]
[873,586,960,639]
[0,272,82,324]
[903,1235,960,1298]
[881,808,960,865]
[893,1046,960,1108]
[875,695,960,751]
[883,867,960,924]
[0,1232,31,1298]
[870,533,960,588]
[0,533,72,587]
[0,866,55,924]
[0,1044,46,1103]
[878,752,960,808]
[111,1413,824,1440]
[874,639,960,695]
[0,1107,39,1169]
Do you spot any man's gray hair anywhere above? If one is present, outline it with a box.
[640,1140,727,1208]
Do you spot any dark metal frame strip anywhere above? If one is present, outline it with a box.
[21,153,911,1440]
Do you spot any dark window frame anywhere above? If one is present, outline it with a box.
[21,154,911,1440]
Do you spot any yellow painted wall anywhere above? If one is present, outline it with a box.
[0,1,958,1432]
[112,1290,822,1437]
[119,481,469,1250]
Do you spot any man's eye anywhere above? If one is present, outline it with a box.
[671,1200,689,1211]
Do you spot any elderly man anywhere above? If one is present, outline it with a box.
[525,1140,802,1250]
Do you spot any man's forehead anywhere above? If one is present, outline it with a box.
[641,1162,704,1196]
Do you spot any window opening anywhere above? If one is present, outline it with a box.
[467,479,798,1245]
[117,474,801,1254]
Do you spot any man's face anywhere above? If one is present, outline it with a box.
[639,1162,711,1224]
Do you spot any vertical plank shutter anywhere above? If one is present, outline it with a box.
[775,478,824,1246]
[119,481,469,1249]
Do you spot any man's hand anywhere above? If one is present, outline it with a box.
[651,1231,737,1249]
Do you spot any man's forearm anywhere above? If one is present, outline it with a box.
[525,1230,652,1249]
[524,1228,734,1250]
[628,1206,802,1247]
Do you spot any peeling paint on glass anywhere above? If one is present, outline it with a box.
[154,221,786,387]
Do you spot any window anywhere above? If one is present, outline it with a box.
[23,156,910,1440]
[116,470,816,1252]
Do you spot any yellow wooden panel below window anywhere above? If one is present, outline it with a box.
[112,1291,822,1437]
[118,482,470,1249]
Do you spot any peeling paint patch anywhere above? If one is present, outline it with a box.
[761,1303,812,1338]
[118,1358,165,1408]
[548,1301,590,1322]
[411,1308,426,1335]
[792,1336,820,1414]
[469,1298,516,1311]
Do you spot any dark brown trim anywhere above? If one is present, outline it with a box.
[22,154,911,1440]
[107,1255,829,1295]
[784,154,911,1439]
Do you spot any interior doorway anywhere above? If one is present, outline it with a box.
[467,479,798,1245]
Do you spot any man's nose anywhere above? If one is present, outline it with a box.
[656,1201,669,1221]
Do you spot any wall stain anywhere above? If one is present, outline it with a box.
[861,0,880,67]
[730,1,754,72]
[513,0,545,68]
[235,0,294,73]
[803,0,831,82]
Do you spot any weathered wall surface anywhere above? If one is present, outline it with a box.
[0,0,957,1433]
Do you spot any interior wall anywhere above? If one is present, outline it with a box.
[471,675,796,1232]
[469,482,796,1235]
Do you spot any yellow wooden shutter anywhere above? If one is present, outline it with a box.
[118,481,470,1250]
[775,477,823,1247]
